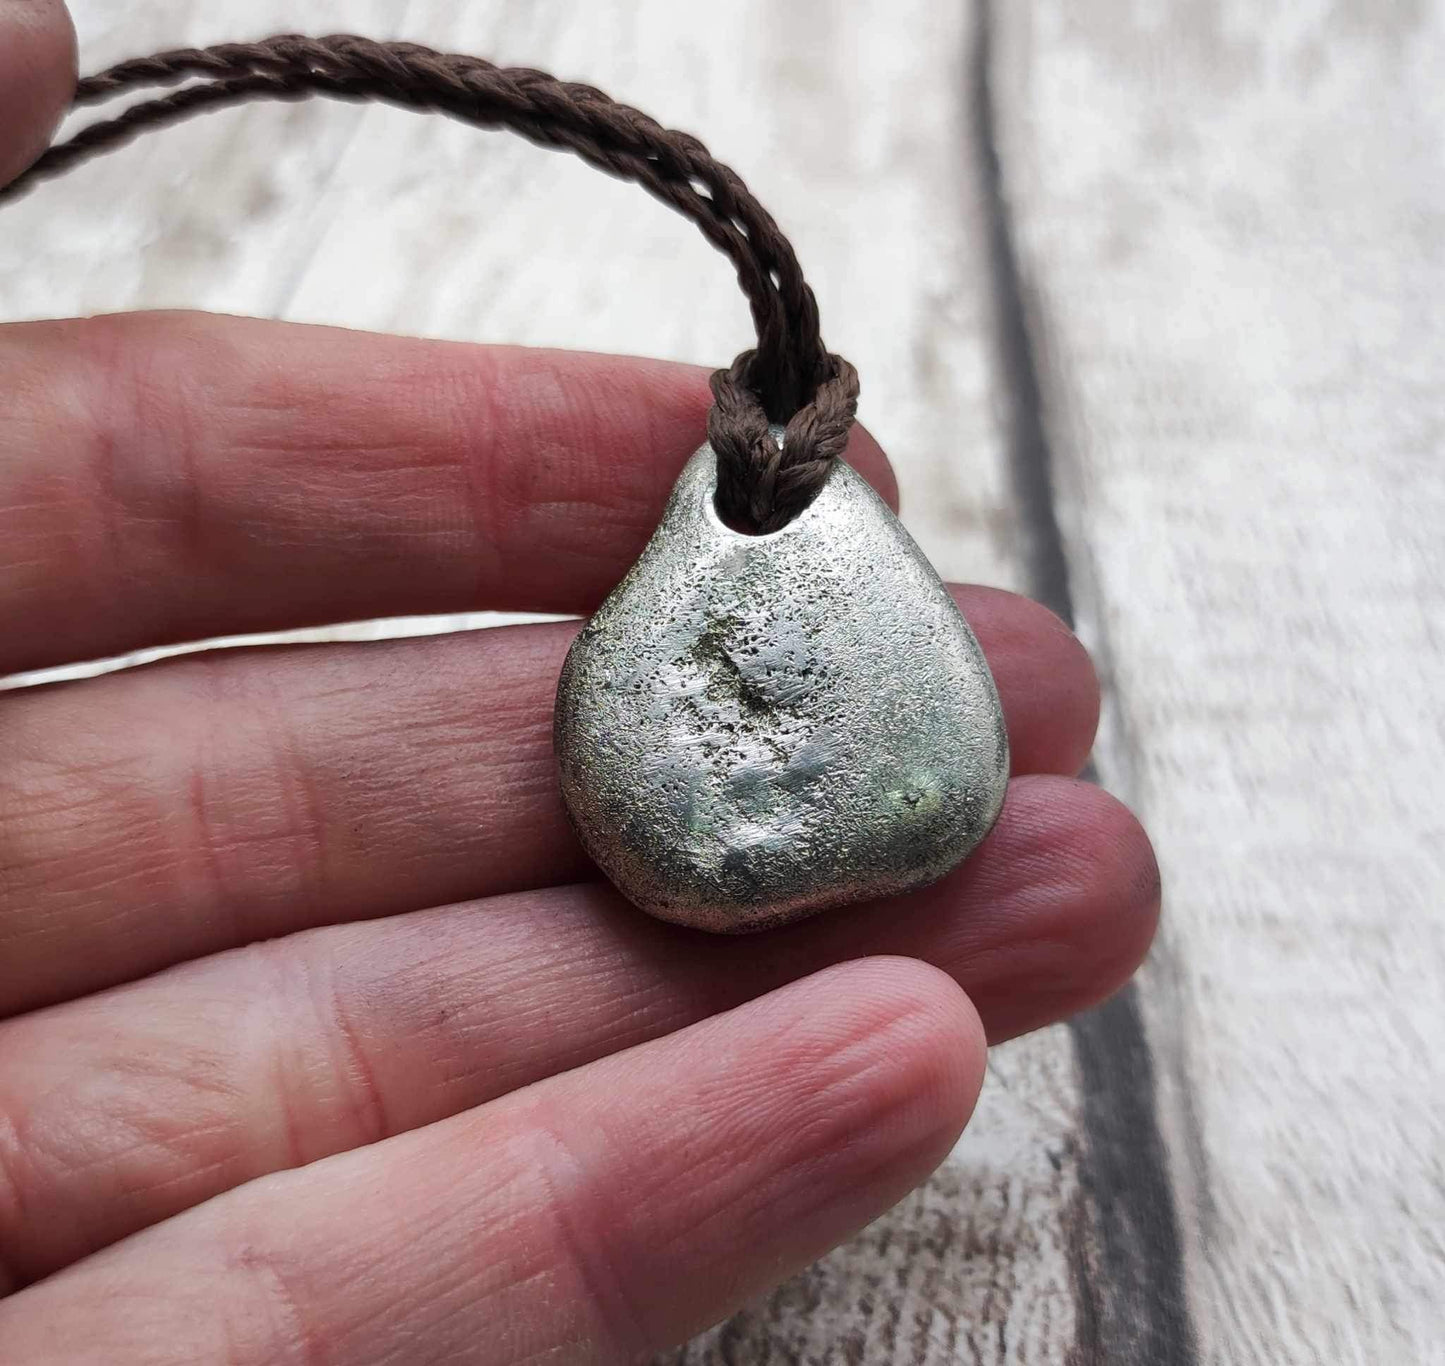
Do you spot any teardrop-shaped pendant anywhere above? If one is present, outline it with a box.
[554,437,1009,933]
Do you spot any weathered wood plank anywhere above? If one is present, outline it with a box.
[992,2,1445,1362]
[969,6,1195,1359]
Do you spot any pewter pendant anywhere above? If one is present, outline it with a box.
[554,436,1009,933]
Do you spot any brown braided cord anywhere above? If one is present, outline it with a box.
[1,35,858,533]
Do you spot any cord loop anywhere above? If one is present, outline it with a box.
[1,35,860,531]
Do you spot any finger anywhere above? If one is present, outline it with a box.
[0,959,984,1363]
[0,777,1153,1285]
[0,1,74,187]
[0,587,1097,1014]
[959,585,1098,775]
[0,311,898,673]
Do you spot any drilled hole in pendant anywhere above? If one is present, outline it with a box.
[713,495,772,537]
[709,483,814,539]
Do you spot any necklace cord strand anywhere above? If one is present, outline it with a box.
[1,34,859,533]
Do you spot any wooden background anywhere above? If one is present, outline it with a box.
[2,2,1441,1362]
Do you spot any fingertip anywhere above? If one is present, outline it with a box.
[880,957,987,1150]
[960,776,1161,1038]
[1035,777,1160,968]
[843,422,900,511]
[0,0,77,188]
[951,584,1102,775]
[803,956,986,1161]
[1078,783,1163,992]
[524,957,988,1357]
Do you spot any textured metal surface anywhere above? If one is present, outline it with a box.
[554,436,1009,932]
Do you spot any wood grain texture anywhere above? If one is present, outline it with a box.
[992,1,1445,1362]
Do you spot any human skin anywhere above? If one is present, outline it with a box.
[0,5,1159,1361]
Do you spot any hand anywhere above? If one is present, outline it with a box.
[0,6,1158,1362]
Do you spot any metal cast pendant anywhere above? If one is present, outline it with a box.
[554,436,1009,933]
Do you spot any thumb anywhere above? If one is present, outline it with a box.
[0,0,76,187]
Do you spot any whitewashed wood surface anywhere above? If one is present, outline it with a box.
[1,2,1441,1363]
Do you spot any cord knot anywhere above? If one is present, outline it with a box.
[708,350,860,534]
